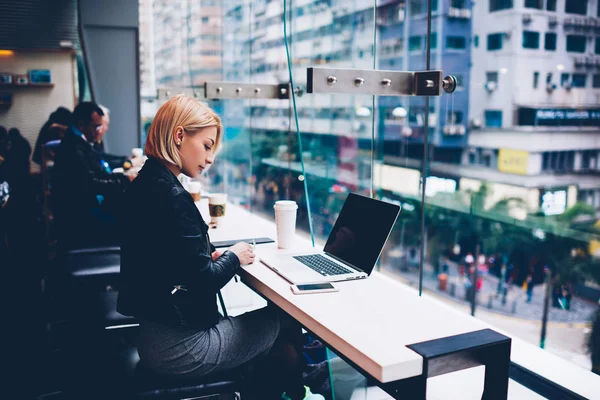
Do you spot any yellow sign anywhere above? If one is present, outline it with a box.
[498,149,529,175]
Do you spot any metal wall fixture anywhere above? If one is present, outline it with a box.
[157,87,205,102]
[204,82,293,100]
[307,67,457,96]
[157,83,304,101]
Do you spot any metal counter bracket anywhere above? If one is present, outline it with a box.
[307,67,456,96]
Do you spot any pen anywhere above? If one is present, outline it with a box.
[252,237,256,251]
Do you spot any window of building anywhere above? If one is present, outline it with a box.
[523,31,540,49]
[544,33,557,51]
[469,151,477,165]
[560,73,570,86]
[446,36,467,50]
[566,35,586,52]
[582,150,596,169]
[542,152,550,170]
[490,0,513,12]
[544,151,576,171]
[454,74,464,90]
[409,36,422,52]
[565,0,587,15]
[487,33,503,50]
[572,73,587,87]
[546,72,553,84]
[593,74,600,88]
[450,110,464,123]
[411,1,424,14]
[525,0,542,9]
[485,110,503,127]
[431,33,438,50]
[483,153,492,167]
[533,71,539,88]
[452,0,467,8]
[201,16,209,23]
[546,0,557,11]
[474,35,479,47]
[486,71,499,83]
[596,37,600,54]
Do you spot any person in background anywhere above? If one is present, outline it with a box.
[33,106,72,166]
[0,126,8,182]
[118,95,324,400]
[5,128,32,190]
[93,105,130,170]
[52,102,131,249]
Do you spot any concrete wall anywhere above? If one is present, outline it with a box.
[79,0,140,155]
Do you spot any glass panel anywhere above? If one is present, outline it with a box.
[139,0,600,393]
[418,0,600,382]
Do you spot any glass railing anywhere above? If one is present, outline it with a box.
[139,0,600,396]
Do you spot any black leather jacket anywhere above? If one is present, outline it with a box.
[117,157,240,329]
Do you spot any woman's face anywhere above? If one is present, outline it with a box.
[177,126,217,178]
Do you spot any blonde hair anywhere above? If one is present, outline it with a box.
[145,95,223,168]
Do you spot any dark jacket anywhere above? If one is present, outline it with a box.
[52,127,129,244]
[117,157,240,329]
[93,140,129,170]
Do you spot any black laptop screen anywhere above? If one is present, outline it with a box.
[323,193,400,275]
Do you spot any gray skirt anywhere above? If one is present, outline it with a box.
[137,306,281,378]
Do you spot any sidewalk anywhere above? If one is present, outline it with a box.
[386,262,598,324]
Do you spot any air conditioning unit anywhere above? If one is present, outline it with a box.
[504,31,512,39]
[397,8,406,22]
[485,81,497,92]
[548,16,558,26]
[448,7,461,18]
[563,81,572,90]
[564,18,573,27]
[470,118,482,129]
[546,82,557,92]
[522,14,532,23]
[585,57,595,67]
[401,126,413,137]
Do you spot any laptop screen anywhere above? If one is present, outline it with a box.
[323,193,400,275]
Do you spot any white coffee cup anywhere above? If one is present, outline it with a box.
[187,182,201,202]
[274,200,298,249]
[208,193,227,225]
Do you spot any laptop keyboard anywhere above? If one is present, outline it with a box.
[293,254,352,276]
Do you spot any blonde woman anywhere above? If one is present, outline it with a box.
[118,96,324,400]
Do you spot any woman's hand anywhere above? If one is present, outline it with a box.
[228,242,255,265]
[211,250,224,261]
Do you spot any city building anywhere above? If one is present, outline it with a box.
[465,0,600,213]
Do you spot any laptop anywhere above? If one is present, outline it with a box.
[260,193,400,285]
